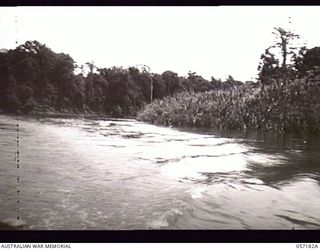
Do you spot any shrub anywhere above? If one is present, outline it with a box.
[137,76,320,136]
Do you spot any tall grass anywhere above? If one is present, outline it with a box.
[137,77,320,135]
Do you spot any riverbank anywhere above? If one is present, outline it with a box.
[0,109,137,120]
[137,77,320,136]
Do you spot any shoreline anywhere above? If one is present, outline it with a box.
[0,110,137,120]
[1,109,318,141]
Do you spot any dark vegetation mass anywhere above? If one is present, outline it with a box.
[0,40,226,117]
[1,27,320,135]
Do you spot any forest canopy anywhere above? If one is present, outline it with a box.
[0,40,233,117]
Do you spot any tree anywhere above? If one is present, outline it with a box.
[152,73,167,99]
[258,48,281,83]
[128,66,149,104]
[272,27,300,69]
[17,40,43,54]
[161,70,182,95]
[295,47,320,76]
[223,75,243,89]
[84,72,109,113]
[258,27,301,84]
[85,61,97,74]
[183,71,211,92]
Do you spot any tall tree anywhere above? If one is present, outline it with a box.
[272,27,300,69]
[258,27,301,84]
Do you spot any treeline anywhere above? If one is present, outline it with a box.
[0,40,243,117]
[138,28,320,135]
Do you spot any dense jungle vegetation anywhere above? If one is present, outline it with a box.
[1,27,320,134]
[0,40,232,117]
[138,28,320,135]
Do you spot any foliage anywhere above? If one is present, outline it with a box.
[272,27,300,68]
[295,47,320,77]
[138,27,320,135]
[258,27,301,84]
[3,30,320,136]
[0,40,243,117]
[138,74,320,135]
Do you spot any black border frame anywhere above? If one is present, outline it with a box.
[0,0,318,6]
[1,2,320,243]
[0,230,320,242]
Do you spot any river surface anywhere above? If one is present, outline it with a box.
[0,114,320,230]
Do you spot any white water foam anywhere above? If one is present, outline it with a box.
[161,153,248,180]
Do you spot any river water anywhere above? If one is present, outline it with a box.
[0,114,320,230]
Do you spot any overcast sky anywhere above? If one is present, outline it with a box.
[1,6,320,81]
